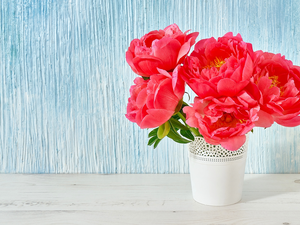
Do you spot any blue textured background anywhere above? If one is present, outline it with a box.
[1,0,300,173]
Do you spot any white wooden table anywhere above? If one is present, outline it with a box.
[0,174,300,224]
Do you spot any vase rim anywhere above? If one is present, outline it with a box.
[189,136,248,162]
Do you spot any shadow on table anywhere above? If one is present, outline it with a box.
[240,174,291,203]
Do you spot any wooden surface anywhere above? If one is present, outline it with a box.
[0,174,300,224]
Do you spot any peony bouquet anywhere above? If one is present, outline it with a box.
[125,24,300,151]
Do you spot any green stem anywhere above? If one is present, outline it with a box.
[176,112,201,137]
[182,101,189,107]
[190,127,202,137]
[176,111,187,124]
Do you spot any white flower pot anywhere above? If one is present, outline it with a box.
[188,136,248,206]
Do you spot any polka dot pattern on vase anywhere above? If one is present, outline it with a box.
[189,136,248,162]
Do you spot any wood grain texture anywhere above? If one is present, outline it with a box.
[0,174,300,224]
[1,0,300,173]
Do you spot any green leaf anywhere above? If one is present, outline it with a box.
[169,118,188,130]
[171,114,180,120]
[167,129,191,144]
[148,128,159,138]
[148,136,158,146]
[157,121,170,139]
[167,123,191,144]
[153,139,162,149]
[179,111,187,119]
[180,129,194,141]
[182,101,189,107]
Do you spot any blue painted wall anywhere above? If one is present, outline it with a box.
[1,0,300,173]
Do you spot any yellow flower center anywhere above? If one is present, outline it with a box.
[203,57,226,70]
[255,74,284,96]
[239,119,246,124]
[269,75,280,88]
[269,75,284,96]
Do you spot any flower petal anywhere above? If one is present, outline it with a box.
[136,88,148,108]
[176,32,199,63]
[275,116,300,127]
[217,78,249,96]
[126,50,139,74]
[220,135,246,151]
[217,78,237,96]
[152,38,182,71]
[139,109,174,128]
[242,54,254,80]
[154,79,178,110]
[172,66,186,99]
[190,81,218,98]
[254,110,274,128]
[157,68,172,78]
[132,56,164,77]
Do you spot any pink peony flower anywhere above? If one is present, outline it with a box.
[125,67,185,128]
[251,51,300,127]
[184,91,259,151]
[126,24,199,77]
[180,32,255,99]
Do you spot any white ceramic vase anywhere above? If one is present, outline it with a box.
[188,136,248,206]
